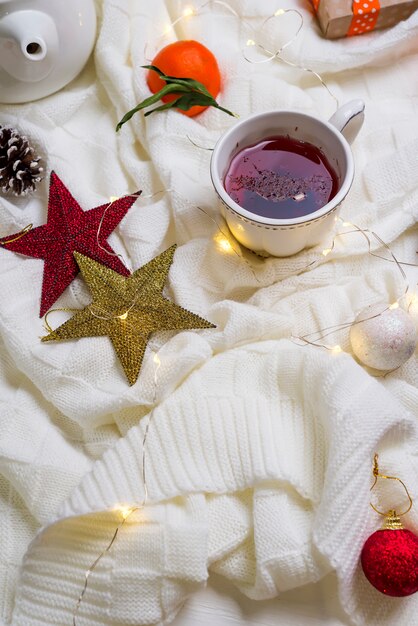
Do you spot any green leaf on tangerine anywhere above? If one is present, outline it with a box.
[116,65,237,130]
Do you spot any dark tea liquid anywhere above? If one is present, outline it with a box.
[224,135,339,219]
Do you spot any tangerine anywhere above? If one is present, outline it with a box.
[146,40,221,117]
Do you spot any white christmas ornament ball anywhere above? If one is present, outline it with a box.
[350,303,417,370]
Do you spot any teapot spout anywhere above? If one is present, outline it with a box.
[0,10,58,82]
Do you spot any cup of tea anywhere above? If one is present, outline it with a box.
[210,100,365,257]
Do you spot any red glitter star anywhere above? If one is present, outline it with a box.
[0,172,140,317]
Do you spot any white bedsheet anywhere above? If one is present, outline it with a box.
[0,1,418,625]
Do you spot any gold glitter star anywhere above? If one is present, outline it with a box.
[42,246,215,385]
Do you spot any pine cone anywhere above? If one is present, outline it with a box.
[0,126,43,196]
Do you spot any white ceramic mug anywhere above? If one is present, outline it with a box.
[210,100,365,257]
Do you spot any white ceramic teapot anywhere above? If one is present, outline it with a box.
[0,0,96,103]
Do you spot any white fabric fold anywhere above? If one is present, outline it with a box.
[0,0,417,625]
[11,345,418,626]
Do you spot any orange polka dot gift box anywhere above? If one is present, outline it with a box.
[310,0,418,38]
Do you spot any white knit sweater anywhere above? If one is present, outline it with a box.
[0,1,418,625]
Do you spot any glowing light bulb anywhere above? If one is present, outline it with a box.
[214,233,234,253]
[389,302,399,310]
[332,345,342,354]
[115,505,133,520]
[342,221,352,227]
[183,6,195,17]
[322,248,332,257]
[246,39,256,46]
[153,353,161,366]
[214,232,233,253]
[275,8,286,16]
[163,23,173,35]
[109,196,119,203]
[118,311,129,320]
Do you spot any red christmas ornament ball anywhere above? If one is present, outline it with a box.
[361,529,418,596]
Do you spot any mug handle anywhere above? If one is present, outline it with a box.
[328,99,365,144]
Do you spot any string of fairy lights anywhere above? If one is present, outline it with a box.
[145,0,339,111]
[72,349,161,626]
[291,217,418,357]
[0,1,416,623]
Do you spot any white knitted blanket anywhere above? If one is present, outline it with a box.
[0,1,418,625]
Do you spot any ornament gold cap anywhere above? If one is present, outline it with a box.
[382,509,404,530]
